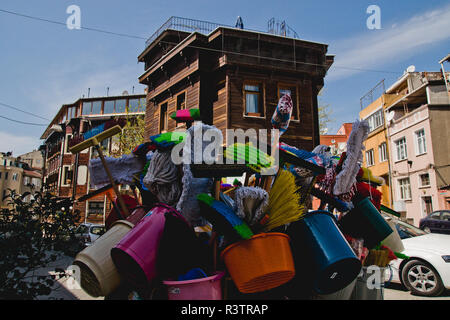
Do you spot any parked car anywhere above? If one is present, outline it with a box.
[384,217,450,296]
[419,210,450,234]
[74,223,106,246]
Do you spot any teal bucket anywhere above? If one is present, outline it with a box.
[287,211,362,295]
[339,197,393,249]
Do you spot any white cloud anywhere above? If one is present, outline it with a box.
[0,131,41,156]
[326,4,450,81]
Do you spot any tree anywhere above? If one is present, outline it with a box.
[0,189,82,299]
[318,89,334,135]
[109,107,146,158]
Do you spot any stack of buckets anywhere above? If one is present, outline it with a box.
[73,196,394,300]
[73,204,226,300]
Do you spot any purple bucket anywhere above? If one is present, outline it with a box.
[111,204,186,287]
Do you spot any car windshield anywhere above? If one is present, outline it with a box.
[90,226,105,236]
[394,220,428,239]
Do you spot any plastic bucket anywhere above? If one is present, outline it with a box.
[381,220,404,253]
[73,220,134,297]
[350,267,386,300]
[163,271,225,300]
[287,211,362,295]
[313,277,357,300]
[126,206,149,226]
[111,204,188,287]
[220,233,295,294]
[339,197,393,249]
[110,206,167,287]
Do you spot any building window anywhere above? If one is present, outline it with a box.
[128,99,140,113]
[5,172,8,180]
[419,173,430,187]
[12,173,19,181]
[159,102,168,133]
[139,98,146,111]
[91,138,110,158]
[415,129,427,155]
[87,201,104,217]
[92,101,102,115]
[366,109,384,132]
[62,166,73,186]
[395,137,407,161]
[278,85,298,120]
[82,102,92,115]
[24,176,30,186]
[398,178,411,200]
[176,92,186,111]
[115,99,127,113]
[244,83,262,116]
[365,149,375,166]
[64,134,72,154]
[104,100,115,114]
[0,172,2,179]
[379,142,387,162]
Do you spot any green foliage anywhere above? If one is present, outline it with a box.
[110,108,146,158]
[0,189,82,299]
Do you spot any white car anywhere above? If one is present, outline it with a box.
[74,223,106,246]
[385,218,450,296]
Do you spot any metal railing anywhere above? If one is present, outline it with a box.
[145,16,233,47]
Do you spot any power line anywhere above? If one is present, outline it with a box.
[0,115,47,126]
[0,8,146,40]
[0,101,50,121]
[0,8,403,75]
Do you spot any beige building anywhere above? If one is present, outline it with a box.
[18,150,44,170]
[0,152,42,208]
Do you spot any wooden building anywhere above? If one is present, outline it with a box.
[138,17,334,151]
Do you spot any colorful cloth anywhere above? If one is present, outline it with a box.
[271,93,293,134]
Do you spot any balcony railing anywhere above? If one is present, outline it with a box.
[145,16,233,47]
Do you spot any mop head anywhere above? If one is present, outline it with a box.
[234,187,269,226]
[149,132,186,150]
[170,108,201,122]
[88,153,145,188]
[264,169,306,231]
[197,193,254,240]
[224,143,274,173]
[333,119,369,196]
[68,119,127,148]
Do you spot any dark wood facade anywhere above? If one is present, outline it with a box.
[139,26,334,151]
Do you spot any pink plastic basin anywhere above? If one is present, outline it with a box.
[163,271,225,300]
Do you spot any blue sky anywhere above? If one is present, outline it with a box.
[0,0,449,155]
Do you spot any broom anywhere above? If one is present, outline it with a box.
[197,193,254,240]
[263,169,306,232]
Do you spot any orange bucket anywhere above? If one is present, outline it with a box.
[221,233,295,293]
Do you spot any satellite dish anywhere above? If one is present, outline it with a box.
[406,65,416,73]
[339,143,346,151]
[122,90,129,96]
[386,111,395,122]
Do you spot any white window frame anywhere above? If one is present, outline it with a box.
[64,134,73,154]
[365,149,375,167]
[61,165,72,187]
[395,137,407,161]
[414,128,427,156]
[366,108,384,132]
[398,177,412,201]
[378,142,387,163]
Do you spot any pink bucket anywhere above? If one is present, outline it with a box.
[163,271,225,300]
[110,204,186,287]
[126,206,149,226]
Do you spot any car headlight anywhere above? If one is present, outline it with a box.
[442,256,450,263]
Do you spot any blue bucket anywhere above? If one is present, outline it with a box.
[287,211,361,295]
